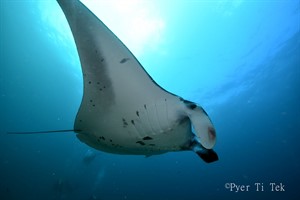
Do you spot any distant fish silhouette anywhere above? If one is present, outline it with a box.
[53,178,73,198]
[82,149,97,165]
[87,195,98,200]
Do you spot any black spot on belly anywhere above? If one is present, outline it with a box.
[144,104,147,109]
[131,120,135,125]
[136,111,139,117]
[120,58,130,63]
[88,81,92,84]
[136,141,145,145]
[99,136,105,140]
[100,58,104,62]
[122,118,128,127]
[143,136,153,140]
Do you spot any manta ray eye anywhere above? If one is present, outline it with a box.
[189,103,197,109]
[182,99,197,110]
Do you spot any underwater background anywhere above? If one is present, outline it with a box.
[1,0,299,199]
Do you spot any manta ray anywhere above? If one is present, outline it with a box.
[11,0,218,163]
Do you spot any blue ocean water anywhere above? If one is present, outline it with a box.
[1,0,299,200]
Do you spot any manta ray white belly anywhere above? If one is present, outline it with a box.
[57,0,218,163]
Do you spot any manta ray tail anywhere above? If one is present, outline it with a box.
[7,129,80,134]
